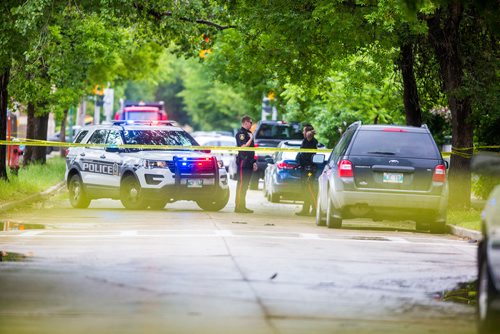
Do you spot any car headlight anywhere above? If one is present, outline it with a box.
[142,160,168,169]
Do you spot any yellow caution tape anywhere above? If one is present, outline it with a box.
[0,139,329,154]
[0,139,497,156]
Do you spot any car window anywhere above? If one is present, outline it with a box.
[74,130,88,143]
[331,128,355,165]
[256,124,302,140]
[122,130,198,149]
[349,130,440,159]
[87,129,108,145]
[106,130,122,145]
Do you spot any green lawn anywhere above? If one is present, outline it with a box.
[447,208,482,231]
[0,157,66,202]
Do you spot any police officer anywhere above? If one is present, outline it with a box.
[235,115,257,213]
[296,125,319,216]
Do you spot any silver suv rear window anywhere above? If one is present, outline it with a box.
[349,130,439,159]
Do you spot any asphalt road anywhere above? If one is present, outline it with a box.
[0,181,477,334]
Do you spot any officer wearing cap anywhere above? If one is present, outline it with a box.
[235,115,257,213]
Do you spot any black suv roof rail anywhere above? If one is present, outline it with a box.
[348,121,362,129]
[112,120,178,126]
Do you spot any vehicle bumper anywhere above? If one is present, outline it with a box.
[332,189,448,220]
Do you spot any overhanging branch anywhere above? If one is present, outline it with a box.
[134,3,236,31]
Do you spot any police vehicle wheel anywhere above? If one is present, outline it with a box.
[326,199,342,229]
[196,188,229,212]
[477,242,500,334]
[149,200,167,210]
[120,175,147,210]
[68,174,90,208]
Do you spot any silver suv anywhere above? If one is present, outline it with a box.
[65,121,229,211]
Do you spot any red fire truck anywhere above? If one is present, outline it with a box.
[114,101,167,121]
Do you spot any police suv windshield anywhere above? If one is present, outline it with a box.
[123,130,198,149]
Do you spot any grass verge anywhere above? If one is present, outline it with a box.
[0,157,66,202]
[447,208,482,231]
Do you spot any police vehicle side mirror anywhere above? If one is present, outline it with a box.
[265,157,274,164]
[312,154,325,164]
[105,146,120,153]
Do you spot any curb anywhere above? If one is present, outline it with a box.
[446,224,482,241]
[0,181,66,213]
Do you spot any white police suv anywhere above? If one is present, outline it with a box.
[64,121,229,211]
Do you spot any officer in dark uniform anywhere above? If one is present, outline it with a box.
[235,115,257,213]
[296,125,319,216]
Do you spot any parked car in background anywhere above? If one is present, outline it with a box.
[228,120,303,188]
[315,122,448,233]
[46,125,81,154]
[472,152,500,334]
[263,140,329,203]
[191,132,236,171]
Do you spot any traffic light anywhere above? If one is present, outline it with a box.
[92,85,104,96]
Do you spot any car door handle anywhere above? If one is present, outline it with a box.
[80,152,85,157]
[100,154,106,159]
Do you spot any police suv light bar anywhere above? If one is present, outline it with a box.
[112,120,178,126]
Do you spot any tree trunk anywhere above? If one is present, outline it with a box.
[23,103,36,166]
[59,110,68,158]
[0,68,10,181]
[426,2,473,209]
[33,112,48,164]
[399,42,422,127]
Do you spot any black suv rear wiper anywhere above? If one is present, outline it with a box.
[367,151,395,155]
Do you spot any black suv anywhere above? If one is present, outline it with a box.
[250,120,303,189]
[315,121,449,233]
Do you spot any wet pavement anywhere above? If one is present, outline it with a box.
[0,181,477,333]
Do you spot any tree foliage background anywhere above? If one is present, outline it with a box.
[0,0,497,207]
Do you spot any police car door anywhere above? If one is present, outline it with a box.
[102,130,123,188]
[81,129,118,188]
